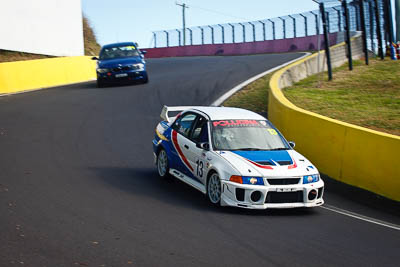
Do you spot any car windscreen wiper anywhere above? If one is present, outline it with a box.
[266,147,289,151]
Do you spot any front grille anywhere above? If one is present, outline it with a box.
[277,160,292,166]
[265,191,304,203]
[317,187,324,199]
[256,161,274,165]
[236,188,245,202]
[112,66,131,72]
[267,178,300,185]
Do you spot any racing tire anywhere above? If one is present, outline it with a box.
[157,148,170,178]
[141,74,149,84]
[97,79,105,88]
[207,172,222,205]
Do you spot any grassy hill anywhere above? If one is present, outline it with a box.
[0,15,100,63]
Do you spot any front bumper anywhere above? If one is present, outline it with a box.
[220,180,324,209]
[97,69,147,83]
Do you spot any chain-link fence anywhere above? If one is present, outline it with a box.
[152,0,393,55]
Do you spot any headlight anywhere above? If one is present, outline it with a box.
[229,175,264,185]
[132,63,145,70]
[97,68,109,73]
[303,174,319,184]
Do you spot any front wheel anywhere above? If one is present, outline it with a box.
[157,149,169,178]
[207,172,222,205]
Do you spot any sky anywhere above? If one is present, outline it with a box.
[81,0,323,48]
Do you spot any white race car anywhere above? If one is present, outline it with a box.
[152,106,324,209]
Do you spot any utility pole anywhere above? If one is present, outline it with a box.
[176,2,189,45]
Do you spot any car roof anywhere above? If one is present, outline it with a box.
[101,42,137,49]
[188,106,266,121]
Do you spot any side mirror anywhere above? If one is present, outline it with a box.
[141,50,147,55]
[289,141,296,148]
[196,142,210,150]
[91,56,99,60]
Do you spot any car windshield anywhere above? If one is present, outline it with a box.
[211,120,289,151]
[99,45,140,60]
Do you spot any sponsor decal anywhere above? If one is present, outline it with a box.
[213,120,260,127]
[171,130,194,172]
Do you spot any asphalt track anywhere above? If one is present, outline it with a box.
[0,54,399,267]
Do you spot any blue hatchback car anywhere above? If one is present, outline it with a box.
[92,42,148,87]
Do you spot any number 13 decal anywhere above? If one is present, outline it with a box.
[196,159,204,178]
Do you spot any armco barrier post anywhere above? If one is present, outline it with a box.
[359,0,369,65]
[343,0,353,70]
[320,2,333,80]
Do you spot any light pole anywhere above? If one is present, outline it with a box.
[176,2,189,45]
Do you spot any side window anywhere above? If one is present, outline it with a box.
[172,113,197,138]
[191,116,209,143]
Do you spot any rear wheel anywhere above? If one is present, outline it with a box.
[157,149,169,178]
[207,172,221,205]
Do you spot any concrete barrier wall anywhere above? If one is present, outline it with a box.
[269,36,400,201]
[144,34,338,58]
[0,57,96,95]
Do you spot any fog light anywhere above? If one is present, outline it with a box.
[308,189,317,200]
[250,191,262,202]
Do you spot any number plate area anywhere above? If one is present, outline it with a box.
[115,73,128,78]
[275,188,301,192]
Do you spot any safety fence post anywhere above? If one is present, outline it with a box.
[176,29,181,46]
[320,2,333,80]
[300,14,308,37]
[208,25,215,44]
[343,0,353,70]
[249,22,256,41]
[187,28,193,45]
[279,17,286,39]
[228,23,235,43]
[239,23,246,42]
[164,31,169,47]
[153,32,157,48]
[359,0,369,64]
[218,24,225,44]
[375,0,384,59]
[259,20,266,40]
[288,15,297,38]
[268,19,276,40]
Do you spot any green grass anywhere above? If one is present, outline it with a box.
[223,74,272,113]
[223,58,400,136]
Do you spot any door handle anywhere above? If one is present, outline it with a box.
[184,145,189,149]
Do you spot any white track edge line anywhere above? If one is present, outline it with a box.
[211,52,311,107]
[320,205,400,231]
